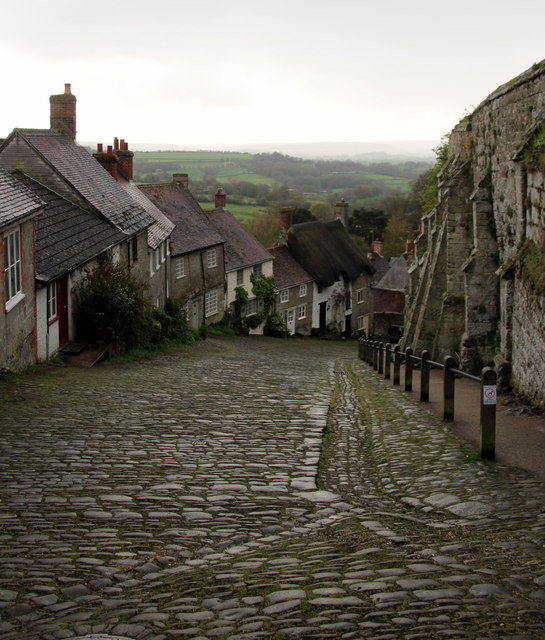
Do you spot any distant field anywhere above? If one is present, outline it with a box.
[362,174,412,191]
[198,201,266,226]
[134,151,276,185]
[134,151,254,162]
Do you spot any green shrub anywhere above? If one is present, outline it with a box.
[264,313,287,337]
[74,256,197,351]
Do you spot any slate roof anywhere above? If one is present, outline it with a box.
[0,168,43,227]
[121,180,174,250]
[140,183,223,255]
[375,256,409,292]
[286,220,375,287]
[269,246,313,290]
[3,129,153,235]
[14,171,126,282]
[368,251,391,283]
[207,207,272,272]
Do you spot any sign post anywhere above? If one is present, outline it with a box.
[480,367,497,460]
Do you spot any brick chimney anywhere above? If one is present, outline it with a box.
[93,143,119,179]
[215,188,226,209]
[115,139,133,180]
[173,173,189,188]
[279,207,293,231]
[373,238,384,255]
[334,199,348,226]
[50,83,76,139]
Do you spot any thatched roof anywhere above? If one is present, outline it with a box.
[286,220,374,287]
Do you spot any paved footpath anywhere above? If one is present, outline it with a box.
[0,336,544,640]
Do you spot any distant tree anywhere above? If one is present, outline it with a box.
[383,209,411,258]
[247,210,280,249]
[348,207,388,245]
[411,135,449,217]
[292,207,316,224]
[310,202,332,221]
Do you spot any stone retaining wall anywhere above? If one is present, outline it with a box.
[405,59,545,409]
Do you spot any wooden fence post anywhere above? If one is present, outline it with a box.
[405,347,413,392]
[420,350,430,402]
[443,355,456,421]
[384,344,391,379]
[378,343,384,375]
[393,345,400,386]
[480,367,497,460]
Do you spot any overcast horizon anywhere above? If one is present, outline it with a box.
[2,0,545,151]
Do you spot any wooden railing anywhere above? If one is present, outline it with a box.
[358,338,497,460]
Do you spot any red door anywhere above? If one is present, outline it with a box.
[56,277,69,345]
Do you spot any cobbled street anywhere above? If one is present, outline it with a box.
[1,336,544,640]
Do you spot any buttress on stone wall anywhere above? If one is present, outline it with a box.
[404,59,545,409]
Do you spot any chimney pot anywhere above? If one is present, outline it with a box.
[97,143,103,153]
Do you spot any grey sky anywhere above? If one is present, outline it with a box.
[2,0,544,150]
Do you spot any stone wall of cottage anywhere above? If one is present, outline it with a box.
[353,272,374,337]
[0,219,37,370]
[404,59,545,408]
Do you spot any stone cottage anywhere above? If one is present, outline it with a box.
[0,85,156,351]
[12,171,126,360]
[206,190,273,334]
[269,243,314,336]
[276,204,375,337]
[0,169,43,370]
[139,176,226,328]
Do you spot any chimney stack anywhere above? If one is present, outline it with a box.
[114,138,133,180]
[173,173,189,188]
[373,238,384,256]
[50,83,77,139]
[334,199,348,226]
[93,143,119,179]
[215,188,226,209]
[279,207,293,231]
[94,138,133,181]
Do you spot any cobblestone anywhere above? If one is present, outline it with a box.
[0,336,544,638]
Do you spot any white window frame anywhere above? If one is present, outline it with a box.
[253,263,262,278]
[246,297,258,316]
[4,228,23,309]
[205,289,218,317]
[160,241,166,263]
[298,304,306,320]
[280,289,289,303]
[357,289,364,304]
[236,269,244,286]
[47,282,58,320]
[155,248,160,270]
[175,256,186,279]
[299,283,307,297]
[357,315,364,330]
[149,251,154,275]
[207,248,217,269]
